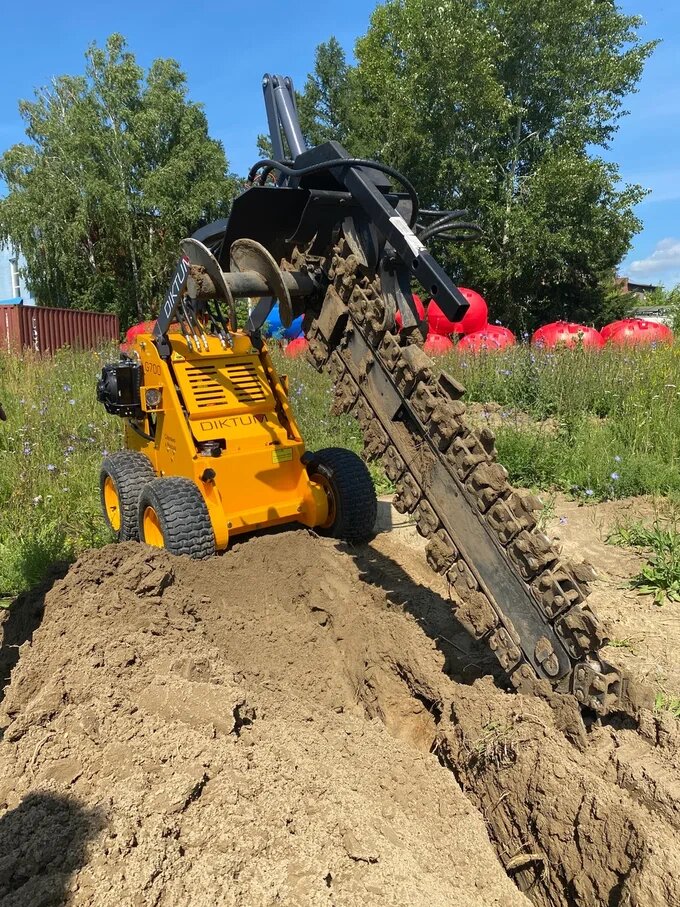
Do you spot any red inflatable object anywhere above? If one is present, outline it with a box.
[284,336,309,358]
[423,333,454,355]
[427,287,488,336]
[125,320,157,343]
[458,326,517,353]
[395,293,427,330]
[531,322,604,349]
[607,319,673,346]
[601,319,633,342]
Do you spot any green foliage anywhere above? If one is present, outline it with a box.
[440,342,680,500]
[655,692,680,720]
[297,38,356,147]
[299,1,656,329]
[0,34,237,327]
[607,519,680,605]
[0,346,121,599]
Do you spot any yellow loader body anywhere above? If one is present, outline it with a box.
[124,328,329,550]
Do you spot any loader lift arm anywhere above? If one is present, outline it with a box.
[149,72,639,717]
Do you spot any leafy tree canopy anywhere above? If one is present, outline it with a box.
[298,1,656,330]
[0,34,237,325]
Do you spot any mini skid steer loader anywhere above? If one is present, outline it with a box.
[97,73,638,717]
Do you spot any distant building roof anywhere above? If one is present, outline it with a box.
[0,297,24,305]
[615,277,660,296]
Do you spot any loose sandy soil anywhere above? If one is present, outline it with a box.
[0,497,679,906]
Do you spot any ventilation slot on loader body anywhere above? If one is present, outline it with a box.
[174,358,274,420]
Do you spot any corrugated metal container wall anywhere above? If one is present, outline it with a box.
[0,306,119,354]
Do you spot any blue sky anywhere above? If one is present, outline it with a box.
[0,1,677,286]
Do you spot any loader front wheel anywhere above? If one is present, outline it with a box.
[309,447,377,544]
[100,451,155,541]
[138,478,215,559]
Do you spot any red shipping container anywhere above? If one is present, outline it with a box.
[0,305,119,354]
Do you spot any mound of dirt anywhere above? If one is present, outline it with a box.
[0,530,679,906]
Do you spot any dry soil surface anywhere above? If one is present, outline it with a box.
[0,517,679,906]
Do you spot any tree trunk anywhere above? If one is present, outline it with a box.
[502,112,522,248]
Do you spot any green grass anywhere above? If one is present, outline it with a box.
[0,346,122,601]
[439,342,680,501]
[655,692,680,720]
[607,519,680,605]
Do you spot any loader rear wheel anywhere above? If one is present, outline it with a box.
[138,478,215,559]
[309,447,377,543]
[100,451,155,541]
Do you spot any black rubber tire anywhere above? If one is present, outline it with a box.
[137,477,215,559]
[309,447,377,543]
[100,451,155,541]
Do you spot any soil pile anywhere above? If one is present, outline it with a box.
[0,531,679,906]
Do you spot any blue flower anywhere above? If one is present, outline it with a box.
[69,399,76,406]
[610,472,620,481]
[47,464,56,472]
[585,489,594,497]
[559,516,568,525]
[614,455,621,463]
[63,384,71,392]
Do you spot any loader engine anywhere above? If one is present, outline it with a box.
[97,360,143,418]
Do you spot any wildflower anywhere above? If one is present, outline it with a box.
[63,384,71,392]
[559,516,568,525]
[614,455,621,463]
[610,472,619,481]
[585,489,594,497]
[47,464,56,472]
[23,443,31,455]
[69,399,76,406]
[33,495,43,506]
[102,449,108,457]
[66,445,75,454]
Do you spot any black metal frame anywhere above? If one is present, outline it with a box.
[153,71,475,350]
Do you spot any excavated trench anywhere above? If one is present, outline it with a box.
[0,531,678,905]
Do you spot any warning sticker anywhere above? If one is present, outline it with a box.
[389,215,426,257]
[272,447,293,464]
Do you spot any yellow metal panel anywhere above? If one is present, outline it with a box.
[174,356,275,419]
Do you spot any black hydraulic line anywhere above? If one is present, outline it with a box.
[419,222,483,243]
[248,157,421,229]
[128,420,154,443]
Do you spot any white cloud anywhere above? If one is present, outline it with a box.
[628,238,680,286]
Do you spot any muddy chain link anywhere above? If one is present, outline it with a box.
[302,236,629,715]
